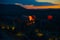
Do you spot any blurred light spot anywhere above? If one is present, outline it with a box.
[48,15,53,20]
[1,26,5,29]
[28,15,36,21]
[11,26,15,31]
[36,32,44,37]
[26,15,36,26]
[28,16,34,21]
[16,32,23,37]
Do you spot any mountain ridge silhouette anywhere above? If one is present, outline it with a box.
[0,4,60,15]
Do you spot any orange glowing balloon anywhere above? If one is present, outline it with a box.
[28,16,33,21]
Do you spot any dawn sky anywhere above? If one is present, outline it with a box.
[0,0,58,5]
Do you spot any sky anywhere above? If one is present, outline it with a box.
[0,0,55,6]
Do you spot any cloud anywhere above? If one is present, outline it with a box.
[15,3,60,9]
[35,0,60,4]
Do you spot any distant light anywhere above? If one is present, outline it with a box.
[26,15,36,26]
[48,15,53,20]
[28,16,34,21]
[28,15,36,21]
[1,26,5,29]
[36,32,44,37]
[11,26,15,31]
[16,32,23,37]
